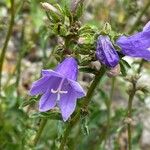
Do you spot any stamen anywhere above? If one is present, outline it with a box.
[57,93,61,102]
[59,91,68,94]
[51,89,58,93]
[50,78,68,102]
[51,89,68,94]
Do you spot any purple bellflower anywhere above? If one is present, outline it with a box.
[116,21,150,61]
[96,35,119,68]
[29,57,85,121]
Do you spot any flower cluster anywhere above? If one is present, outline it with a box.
[96,21,150,68]
[29,21,150,122]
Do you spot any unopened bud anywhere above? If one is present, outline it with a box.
[124,117,136,126]
[101,22,112,35]
[126,74,140,84]
[90,61,101,71]
[103,22,112,32]
[41,2,58,13]
[96,35,119,68]
[136,85,149,93]
[107,64,120,77]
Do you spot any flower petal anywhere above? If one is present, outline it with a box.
[68,79,85,98]
[54,57,78,81]
[116,32,150,61]
[29,74,61,96]
[29,76,50,96]
[59,90,77,122]
[41,69,62,78]
[39,90,57,111]
[42,57,78,81]
[143,21,150,32]
[58,81,78,121]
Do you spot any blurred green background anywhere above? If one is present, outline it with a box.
[0,0,150,149]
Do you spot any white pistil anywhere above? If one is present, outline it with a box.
[50,78,68,102]
[59,91,68,94]
[51,89,58,94]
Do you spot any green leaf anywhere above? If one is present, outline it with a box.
[121,59,131,68]
[78,25,97,35]
[19,96,40,108]
[54,4,65,23]
[47,10,61,23]
[81,116,89,135]
[50,23,61,34]
[79,56,93,66]
[59,24,69,36]
[120,60,127,76]
[63,3,73,22]
[30,111,62,120]
[74,3,84,19]
[119,59,131,76]
[99,89,109,101]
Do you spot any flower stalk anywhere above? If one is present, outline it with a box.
[15,18,25,106]
[137,59,145,74]
[0,0,15,95]
[33,119,47,146]
[127,82,136,150]
[105,77,115,146]
[59,66,106,150]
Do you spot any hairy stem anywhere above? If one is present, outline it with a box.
[137,59,145,74]
[59,66,106,150]
[33,119,47,146]
[129,1,150,34]
[105,78,115,146]
[0,0,15,94]
[127,83,136,150]
[15,19,25,105]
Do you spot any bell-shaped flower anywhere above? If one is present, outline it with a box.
[96,35,119,68]
[116,21,150,61]
[29,57,85,121]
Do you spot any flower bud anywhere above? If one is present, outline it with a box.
[96,35,119,68]
[107,64,120,77]
[41,2,58,13]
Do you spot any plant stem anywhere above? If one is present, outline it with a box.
[105,78,115,146]
[59,66,106,150]
[127,83,136,150]
[0,0,15,94]
[33,119,47,146]
[82,67,106,108]
[137,59,145,74]
[15,18,25,105]
[59,112,80,150]
[129,1,150,34]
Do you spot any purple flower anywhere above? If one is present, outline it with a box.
[96,35,119,68]
[143,21,150,31]
[29,57,85,121]
[116,21,150,61]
